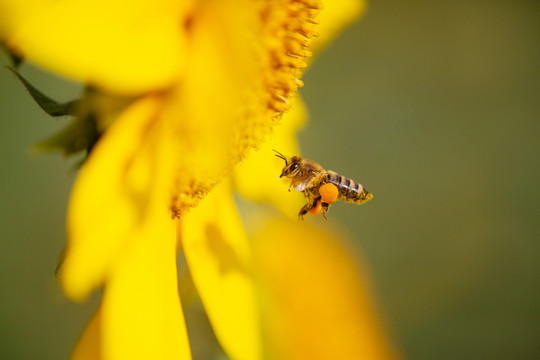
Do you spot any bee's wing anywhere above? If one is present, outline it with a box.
[290,171,318,192]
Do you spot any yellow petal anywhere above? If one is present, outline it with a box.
[314,0,367,51]
[60,95,174,301]
[179,181,261,360]
[102,211,191,360]
[253,218,398,360]
[71,307,103,360]
[0,0,190,94]
[233,95,307,218]
[65,96,190,358]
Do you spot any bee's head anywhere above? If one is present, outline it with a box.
[274,150,302,178]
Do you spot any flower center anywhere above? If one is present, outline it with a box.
[169,0,321,218]
[263,0,321,115]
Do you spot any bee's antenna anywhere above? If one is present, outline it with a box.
[272,149,287,165]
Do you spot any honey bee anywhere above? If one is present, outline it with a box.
[274,150,373,220]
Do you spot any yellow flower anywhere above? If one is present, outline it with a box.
[251,218,398,360]
[0,0,397,359]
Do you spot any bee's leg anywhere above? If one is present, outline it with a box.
[298,202,313,220]
[298,195,322,220]
[321,202,330,222]
[298,195,318,220]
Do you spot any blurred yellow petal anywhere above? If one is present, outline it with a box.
[71,307,103,360]
[314,0,367,51]
[65,101,190,358]
[253,218,398,360]
[102,210,190,360]
[60,95,174,301]
[0,0,190,94]
[180,181,261,360]
[233,95,307,218]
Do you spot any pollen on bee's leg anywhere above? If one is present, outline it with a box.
[309,201,323,216]
[319,183,338,204]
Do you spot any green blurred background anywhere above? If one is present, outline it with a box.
[1,0,539,359]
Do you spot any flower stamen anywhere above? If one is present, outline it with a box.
[264,0,321,117]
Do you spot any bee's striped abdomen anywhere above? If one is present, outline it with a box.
[325,171,373,204]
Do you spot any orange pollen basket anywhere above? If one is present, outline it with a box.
[319,183,339,204]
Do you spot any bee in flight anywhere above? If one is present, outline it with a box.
[274,150,373,220]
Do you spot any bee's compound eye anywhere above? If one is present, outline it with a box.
[290,162,299,171]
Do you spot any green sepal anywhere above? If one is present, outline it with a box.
[5,65,79,117]
[33,114,100,157]
[6,51,23,68]
[0,43,23,68]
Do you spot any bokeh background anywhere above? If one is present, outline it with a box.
[1,0,539,359]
